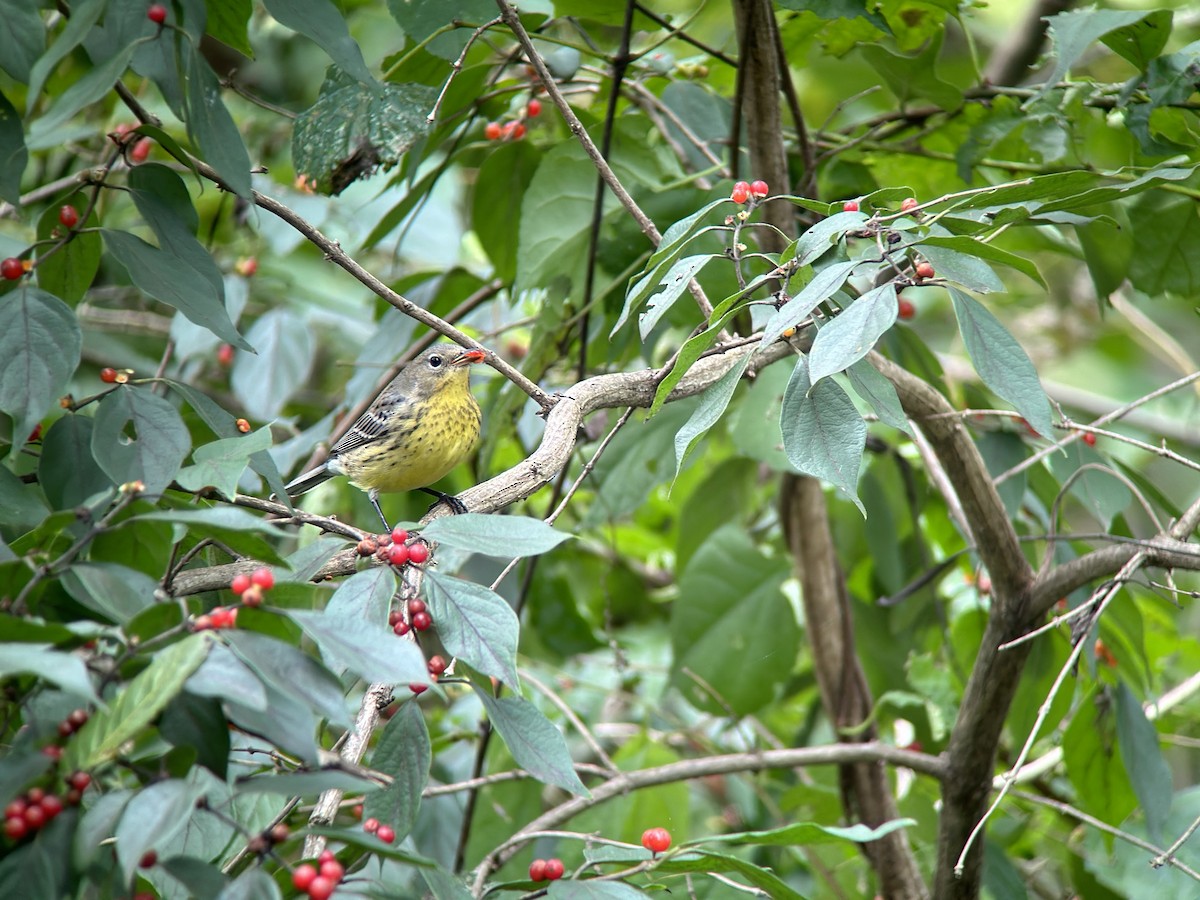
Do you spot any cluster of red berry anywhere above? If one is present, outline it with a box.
[358,526,430,568]
[840,197,933,320]
[485,98,541,142]
[6,706,97,843]
[191,567,275,631]
[362,816,397,844]
[40,707,90,763]
[730,180,769,204]
[528,857,565,882]
[387,595,445,695]
[291,850,345,900]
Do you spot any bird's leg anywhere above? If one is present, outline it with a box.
[420,487,468,515]
[368,489,391,532]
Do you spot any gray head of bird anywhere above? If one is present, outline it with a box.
[403,345,486,398]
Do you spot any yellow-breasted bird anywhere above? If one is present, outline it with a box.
[284,345,486,529]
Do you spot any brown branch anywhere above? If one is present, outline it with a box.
[983,0,1076,87]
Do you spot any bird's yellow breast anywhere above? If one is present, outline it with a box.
[337,388,481,494]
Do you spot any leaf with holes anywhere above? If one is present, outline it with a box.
[90,385,191,496]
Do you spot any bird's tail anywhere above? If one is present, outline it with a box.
[284,464,334,497]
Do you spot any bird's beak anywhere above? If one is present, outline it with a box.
[451,348,486,366]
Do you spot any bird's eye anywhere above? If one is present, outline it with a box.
[429,355,443,368]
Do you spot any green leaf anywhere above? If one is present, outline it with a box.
[1037,9,1163,102]
[289,610,429,686]
[292,70,435,195]
[762,260,859,345]
[27,42,137,149]
[235,770,380,796]
[637,254,719,340]
[114,777,206,881]
[128,164,224,297]
[1127,192,1200,297]
[64,634,210,772]
[845,358,910,434]
[103,229,248,349]
[1115,681,1173,843]
[0,466,49,530]
[1063,687,1137,829]
[861,34,961,109]
[547,883,650,899]
[779,355,866,510]
[36,203,102,304]
[225,631,351,728]
[181,44,253,198]
[808,283,898,383]
[656,848,806,900]
[420,513,571,558]
[0,287,81,458]
[709,817,915,846]
[386,0,499,60]
[670,523,798,715]
[212,868,277,900]
[0,89,28,206]
[1101,9,1172,70]
[91,384,192,496]
[60,562,158,624]
[264,0,374,85]
[424,573,520,688]
[919,244,1004,293]
[176,427,272,498]
[0,644,99,704]
[472,140,541,281]
[672,353,752,481]
[186,643,268,711]
[323,567,396,624]
[1047,441,1132,528]
[26,0,105,108]
[207,0,254,58]
[160,693,230,780]
[475,689,589,797]
[795,210,867,266]
[364,701,430,842]
[37,414,111,510]
[920,234,1044,287]
[949,288,1052,437]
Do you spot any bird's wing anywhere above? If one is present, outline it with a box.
[328,399,401,457]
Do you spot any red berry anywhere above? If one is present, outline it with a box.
[240,584,264,607]
[642,827,672,853]
[307,877,335,900]
[41,745,62,761]
[407,599,426,615]
[319,859,344,882]
[393,620,410,636]
[427,655,447,676]
[544,858,564,880]
[897,298,916,320]
[25,788,44,804]
[40,795,63,821]
[192,614,213,631]
[318,850,336,865]
[842,199,860,213]
[68,709,88,729]
[411,611,432,631]
[4,800,25,819]
[410,683,427,695]
[408,542,429,564]
[501,121,526,140]
[210,606,237,629]
[730,181,750,204]
[363,817,380,834]
[23,805,45,829]
[4,817,27,840]
[529,859,547,882]
[291,864,317,891]
[357,539,378,557]
[130,137,152,163]
[59,206,79,228]
[251,567,274,590]
[234,257,258,277]
[527,98,542,117]
[388,610,403,627]
[376,824,395,844]
[901,197,919,212]
[388,543,410,566]
[139,849,158,868]
[485,121,502,140]
[391,527,408,544]
[915,261,935,279]
[231,573,251,595]
[749,180,769,197]
[1082,431,1097,446]
[65,789,82,805]
[269,823,290,844]
[217,343,235,366]
[100,367,118,383]
[147,4,166,24]
[59,719,75,737]
[1,257,23,280]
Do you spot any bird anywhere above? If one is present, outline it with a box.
[284,344,486,530]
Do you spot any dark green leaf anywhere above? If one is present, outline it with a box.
[25,0,105,109]
[845,358,910,434]
[206,0,254,57]
[656,848,805,900]
[0,89,28,205]
[323,567,396,624]
[103,229,248,349]
[861,36,961,109]
[1127,193,1200,297]
[226,631,351,727]
[364,700,430,842]
[809,283,898,383]
[1063,688,1137,828]
[547,883,649,899]
[1047,441,1131,528]
[264,0,374,84]
[230,309,315,420]
[292,70,435,195]
[158,857,228,900]
[64,634,210,772]
[186,642,268,711]
[780,355,866,510]
[0,287,81,457]
[128,164,223,295]
[91,384,192,496]
[60,562,158,623]
[289,609,429,686]
[670,524,797,716]
[949,288,1052,437]
[1038,9,1158,103]
[182,44,252,198]
[672,353,752,480]
[637,254,718,339]
[36,203,101,304]
[160,693,230,779]
[424,572,520,687]
[114,777,205,881]
[224,683,319,762]
[386,0,499,60]
[1115,681,1173,843]
[27,43,137,148]
[920,244,1004,293]
[208,867,275,900]
[0,464,49,530]
[475,689,589,797]
[763,260,859,345]
[1100,9,1172,70]
[472,140,540,281]
[235,770,380,796]
[421,513,571,558]
[0,643,98,703]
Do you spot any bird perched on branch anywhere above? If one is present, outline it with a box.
[284,344,486,529]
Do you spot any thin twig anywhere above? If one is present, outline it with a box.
[427,17,504,123]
